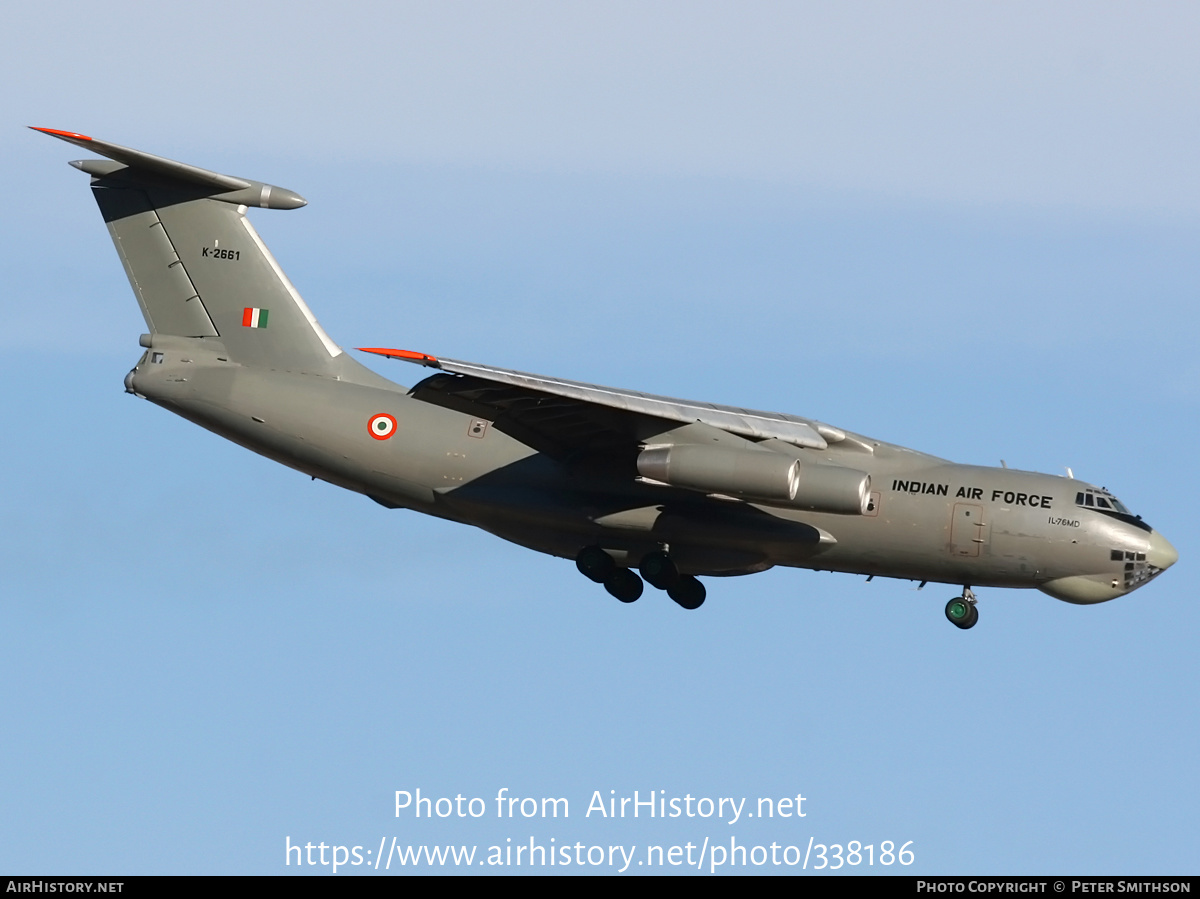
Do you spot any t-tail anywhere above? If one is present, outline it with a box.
[35,127,357,377]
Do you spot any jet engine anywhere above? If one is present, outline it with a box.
[787,462,872,515]
[636,445,871,514]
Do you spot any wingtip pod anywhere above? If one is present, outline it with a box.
[33,126,307,209]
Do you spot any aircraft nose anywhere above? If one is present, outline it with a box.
[1146,530,1179,571]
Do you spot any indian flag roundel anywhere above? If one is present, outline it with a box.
[368,413,397,440]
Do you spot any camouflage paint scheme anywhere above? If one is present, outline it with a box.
[36,128,1177,625]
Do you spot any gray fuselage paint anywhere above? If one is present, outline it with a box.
[126,342,1164,604]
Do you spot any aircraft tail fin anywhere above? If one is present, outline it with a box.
[36,127,343,372]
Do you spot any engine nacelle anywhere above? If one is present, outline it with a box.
[790,462,872,515]
[637,445,871,514]
[638,445,800,502]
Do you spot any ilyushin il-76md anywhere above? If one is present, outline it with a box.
[36,127,1178,629]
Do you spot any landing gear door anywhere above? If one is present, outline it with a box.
[950,503,987,557]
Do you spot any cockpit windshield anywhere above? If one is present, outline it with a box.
[1076,488,1131,515]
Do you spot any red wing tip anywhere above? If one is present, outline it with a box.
[356,347,440,364]
[30,127,93,141]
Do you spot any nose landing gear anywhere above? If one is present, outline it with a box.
[945,587,978,629]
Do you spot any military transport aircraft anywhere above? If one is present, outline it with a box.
[36,127,1178,628]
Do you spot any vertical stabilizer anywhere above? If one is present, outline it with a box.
[36,127,344,374]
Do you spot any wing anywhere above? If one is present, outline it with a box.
[358,346,848,457]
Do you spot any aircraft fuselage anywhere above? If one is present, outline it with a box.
[127,342,1173,607]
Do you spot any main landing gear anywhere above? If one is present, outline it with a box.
[575,546,705,609]
[575,545,643,603]
[945,587,978,630]
[640,550,706,609]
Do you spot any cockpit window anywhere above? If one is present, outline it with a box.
[1076,488,1131,515]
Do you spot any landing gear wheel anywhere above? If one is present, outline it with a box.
[945,597,978,629]
[639,551,679,591]
[668,575,706,610]
[576,545,616,583]
[604,569,644,603]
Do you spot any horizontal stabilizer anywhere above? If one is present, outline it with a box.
[32,127,306,209]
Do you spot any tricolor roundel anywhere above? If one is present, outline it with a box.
[368,413,397,440]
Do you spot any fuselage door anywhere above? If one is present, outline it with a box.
[950,503,987,557]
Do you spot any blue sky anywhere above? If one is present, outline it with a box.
[2,2,1197,875]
